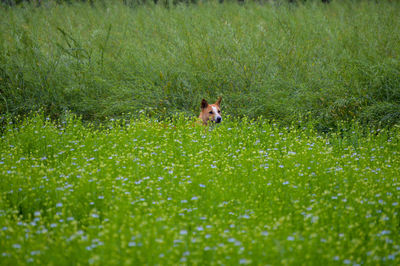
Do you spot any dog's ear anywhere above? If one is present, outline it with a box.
[201,99,208,109]
[215,96,222,107]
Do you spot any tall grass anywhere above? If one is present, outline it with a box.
[0,1,399,129]
[1,113,399,264]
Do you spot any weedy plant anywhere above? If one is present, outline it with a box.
[0,1,400,129]
[0,113,399,264]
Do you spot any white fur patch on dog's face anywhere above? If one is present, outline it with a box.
[212,106,222,122]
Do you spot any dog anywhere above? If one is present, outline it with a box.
[199,97,222,125]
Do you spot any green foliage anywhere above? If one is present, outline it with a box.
[0,1,399,128]
[1,114,399,264]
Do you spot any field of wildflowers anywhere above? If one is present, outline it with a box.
[1,114,399,264]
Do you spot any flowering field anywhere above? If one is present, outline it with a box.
[0,114,399,265]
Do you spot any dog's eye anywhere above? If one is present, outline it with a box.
[209,111,213,114]
[218,110,221,113]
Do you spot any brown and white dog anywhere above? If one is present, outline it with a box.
[199,97,222,125]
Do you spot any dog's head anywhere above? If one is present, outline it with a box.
[199,97,222,125]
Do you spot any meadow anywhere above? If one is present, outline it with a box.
[1,1,400,265]
[1,1,400,129]
[1,113,399,264]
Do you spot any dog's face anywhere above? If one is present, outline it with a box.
[199,97,222,125]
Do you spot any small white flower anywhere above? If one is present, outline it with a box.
[239,258,251,264]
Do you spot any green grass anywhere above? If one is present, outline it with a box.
[1,2,400,264]
[1,113,399,264]
[1,1,400,129]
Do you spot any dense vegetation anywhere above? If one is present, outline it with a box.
[1,114,399,264]
[1,1,399,130]
[1,2,400,264]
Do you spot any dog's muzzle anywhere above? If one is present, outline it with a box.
[215,117,222,123]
